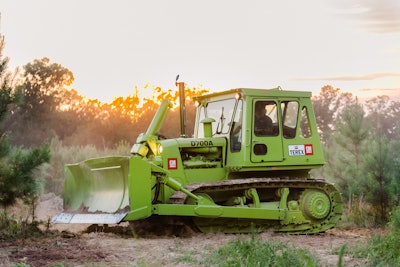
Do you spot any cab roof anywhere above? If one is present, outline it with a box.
[193,88,312,102]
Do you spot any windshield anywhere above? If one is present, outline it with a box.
[197,98,237,137]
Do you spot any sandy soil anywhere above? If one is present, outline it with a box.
[0,193,371,267]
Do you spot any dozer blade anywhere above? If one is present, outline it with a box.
[52,156,130,224]
[52,212,127,224]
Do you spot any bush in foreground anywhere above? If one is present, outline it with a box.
[0,212,43,241]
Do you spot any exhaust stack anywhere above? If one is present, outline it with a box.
[177,81,187,138]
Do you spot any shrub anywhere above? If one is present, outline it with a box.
[350,206,400,266]
[0,211,43,241]
[337,200,377,229]
[203,233,318,267]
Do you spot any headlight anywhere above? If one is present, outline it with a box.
[158,144,163,155]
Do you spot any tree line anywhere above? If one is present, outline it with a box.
[0,33,399,224]
[312,86,400,224]
[2,57,207,149]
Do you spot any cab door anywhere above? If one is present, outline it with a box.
[250,100,283,162]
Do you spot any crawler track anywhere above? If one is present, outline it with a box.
[169,178,343,234]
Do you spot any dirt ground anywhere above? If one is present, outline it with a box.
[0,194,372,267]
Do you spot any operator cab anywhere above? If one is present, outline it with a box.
[193,88,324,172]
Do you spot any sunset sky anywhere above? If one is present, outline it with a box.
[1,0,400,102]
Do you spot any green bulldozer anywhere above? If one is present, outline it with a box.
[52,81,342,234]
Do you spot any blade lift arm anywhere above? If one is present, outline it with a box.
[131,100,173,157]
[127,161,290,221]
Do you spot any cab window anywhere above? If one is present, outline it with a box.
[197,98,237,137]
[281,101,299,139]
[300,106,311,138]
[254,101,278,136]
[230,99,243,152]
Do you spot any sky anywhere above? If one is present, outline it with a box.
[1,0,400,103]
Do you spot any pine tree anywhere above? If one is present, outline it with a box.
[331,101,369,200]
[0,34,50,212]
[361,130,392,222]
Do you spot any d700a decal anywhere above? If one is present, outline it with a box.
[191,140,214,147]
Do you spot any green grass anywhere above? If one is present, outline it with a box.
[200,233,318,267]
[348,206,400,267]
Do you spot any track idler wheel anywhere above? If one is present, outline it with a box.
[300,189,331,220]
